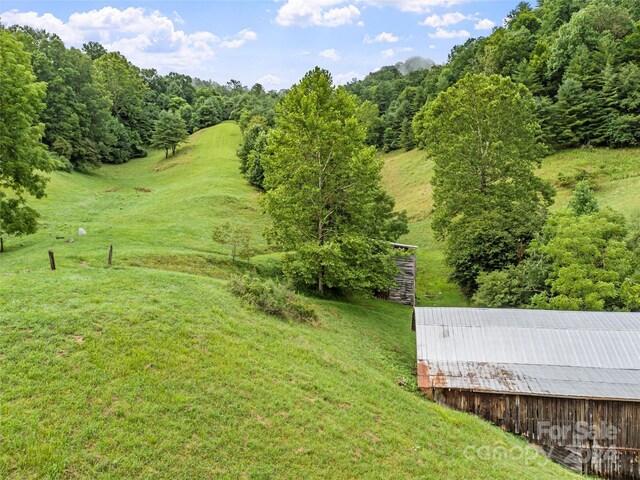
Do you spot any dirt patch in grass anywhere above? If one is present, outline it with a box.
[134,187,152,193]
[105,187,119,193]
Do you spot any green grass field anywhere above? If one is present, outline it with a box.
[382,146,640,307]
[0,122,579,479]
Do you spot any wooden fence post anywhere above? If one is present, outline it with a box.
[0,237,3,253]
[48,250,56,270]
[108,244,113,266]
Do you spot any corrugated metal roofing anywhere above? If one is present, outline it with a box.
[415,308,640,401]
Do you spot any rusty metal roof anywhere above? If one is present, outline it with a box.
[415,308,640,401]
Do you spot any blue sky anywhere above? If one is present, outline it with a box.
[1,0,520,88]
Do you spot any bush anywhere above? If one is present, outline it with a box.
[557,169,596,188]
[228,275,320,325]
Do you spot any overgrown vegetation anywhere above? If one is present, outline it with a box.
[380,143,640,309]
[229,275,320,325]
[474,186,640,311]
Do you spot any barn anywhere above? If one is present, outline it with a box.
[414,307,640,479]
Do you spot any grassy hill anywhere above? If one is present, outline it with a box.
[0,122,578,479]
[382,146,640,307]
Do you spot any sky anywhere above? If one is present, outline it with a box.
[0,0,520,89]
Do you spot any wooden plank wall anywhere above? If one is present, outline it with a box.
[434,389,640,479]
[387,253,416,305]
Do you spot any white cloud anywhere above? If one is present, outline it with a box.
[474,18,495,30]
[276,0,360,27]
[380,46,412,58]
[428,28,470,39]
[256,74,282,87]
[173,11,185,25]
[322,5,360,26]
[220,28,257,48]
[356,20,365,27]
[0,7,261,74]
[363,31,399,43]
[381,48,395,58]
[363,0,459,14]
[0,9,85,43]
[319,48,341,61]
[420,12,468,27]
[334,71,360,84]
[274,0,459,27]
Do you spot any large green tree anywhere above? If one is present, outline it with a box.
[473,187,640,311]
[10,27,115,169]
[151,111,189,158]
[0,28,51,238]
[530,208,640,311]
[94,52,151,159]
[262,68,408,294]
[413,73,554,294]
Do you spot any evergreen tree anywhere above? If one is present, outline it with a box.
[552,78,587,147]
[568,181,599,215]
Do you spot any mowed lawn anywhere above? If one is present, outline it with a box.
[382,146,640,307]
[1,122,578,479]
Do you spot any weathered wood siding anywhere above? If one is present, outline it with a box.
[430,388,640,479]
[387,252,416,305]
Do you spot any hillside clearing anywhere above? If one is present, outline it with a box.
[1,123,577,478]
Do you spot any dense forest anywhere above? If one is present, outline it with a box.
[343,0,640,152]
[2,25,281,171]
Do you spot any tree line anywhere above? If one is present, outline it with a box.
[4,25,282,170]
[344,0,640,152]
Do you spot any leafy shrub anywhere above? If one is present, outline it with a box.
[568,180,599,215]
[229,275,320,325]
[212,222,254,263]
[557,169,596,188]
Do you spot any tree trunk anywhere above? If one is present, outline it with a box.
[317,171,324,294]
[318,216,324,294]
[165,149,168,159]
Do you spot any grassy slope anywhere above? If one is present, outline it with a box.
[0,122,576,479]
[382,146,640,307]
